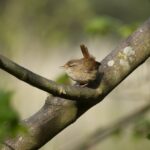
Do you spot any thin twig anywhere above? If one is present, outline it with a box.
[0,54,101,101]
[76,102,150,150]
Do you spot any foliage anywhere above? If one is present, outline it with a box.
[132,118,150,139]
[117,22,140,37]
[0,90,22,143]
[85,16,139,37]
[0,0,149,51]
[85,16,121,36]
[55,73,71,85]
[110,116,150,140]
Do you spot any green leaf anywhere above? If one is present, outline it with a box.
[85,16,121,36]
[0,90,24,142]
[132,118,150,139]
[55,73,71,84]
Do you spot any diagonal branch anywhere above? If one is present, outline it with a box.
[0,18,150,150]
[0,55,99,101]
[0,19,150,103]
[75,101,150,150]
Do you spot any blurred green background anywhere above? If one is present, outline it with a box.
[0,0,150,53]
[0,0,150,150]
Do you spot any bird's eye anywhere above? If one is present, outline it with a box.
[68,63,76,67]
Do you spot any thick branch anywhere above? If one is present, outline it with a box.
[0,19,150,102]
[1,18,150,149]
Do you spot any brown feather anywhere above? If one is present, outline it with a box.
[80,44,91,59]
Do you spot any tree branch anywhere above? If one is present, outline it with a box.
[0,18,150,149]
[0,55,99,101]
[75,101,150,150]
[0,18,150,102]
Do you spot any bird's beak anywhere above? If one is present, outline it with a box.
[60,65,65,69]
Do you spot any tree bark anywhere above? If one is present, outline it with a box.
[0,18,150,149]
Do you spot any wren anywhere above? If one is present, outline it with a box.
[62,44,101,86]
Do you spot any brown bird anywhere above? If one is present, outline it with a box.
[62,44,100,86]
